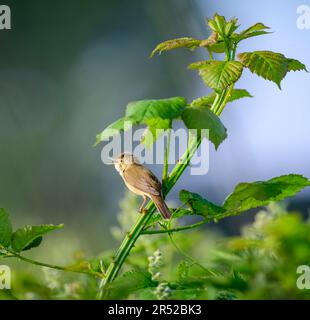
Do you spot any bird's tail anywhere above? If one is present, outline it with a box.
[151,195,171,220]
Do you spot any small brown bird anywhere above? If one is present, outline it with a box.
[109,153,171,219]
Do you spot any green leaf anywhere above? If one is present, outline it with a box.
[126,97,186,147]
[141,118,171,149]
[208,14,227,35]
[223,174,310,213]
[236,23,271,42]
[125,97,186,123]
[208,14,239,38]
[287,58,308,72]
[190,61,243,90]
[191,94,215,108]
[95,117,126,146]
[238,51,288,89]
[180,190,225,218]
[107,271,157,299]
[191,89,252,108]
[228,89,253,102]
[11,224,64,252]
[182,107,227,149]
[199,33,226,54]
[0,209,12,248]
[150,37,201,57]
[95,97,187,146]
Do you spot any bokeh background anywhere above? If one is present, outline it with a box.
[0,0,309,262]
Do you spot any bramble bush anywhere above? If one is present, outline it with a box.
[0,13,309,300]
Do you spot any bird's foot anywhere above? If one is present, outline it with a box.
[139,208,148,214]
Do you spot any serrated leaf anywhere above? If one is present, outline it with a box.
[0,209,12,248]
[182,107,227,149]
[287,58,308,72]
[191,61,243,90]
[228,89,253,102]
[208,14,239,38]
[95,97,187,146]
[238,51,288,89]
[223,174,310,213]
[236,23,271,42]
[107,271,157,299]
[208,14,227,36]
[125,97,186,123]
[11,224,64,252]
[150,37,201,57]
[180,190,225,217]
[95,117,126,146]
[191,89,252,108]
[188,60,212,70]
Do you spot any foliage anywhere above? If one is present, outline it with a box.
[0,13,309,300]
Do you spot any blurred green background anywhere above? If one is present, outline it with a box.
[0,0,309,267]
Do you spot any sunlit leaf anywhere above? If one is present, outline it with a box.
[236,23,271,42]
[95,117,126,146]
[191,89,252,108]
[287,58,308,72]
[125,97,186,123]
[223,174,310,213]
[190,60,243,90]
[95,97,187,146]
[238,51,288,89]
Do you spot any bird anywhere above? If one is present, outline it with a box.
[108,153,171,219]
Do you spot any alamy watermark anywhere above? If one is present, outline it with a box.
[0,265,11,289]
[296,265,310,289]
[100,122,210,175]
[0,5,11,30]
[297,4,310,29]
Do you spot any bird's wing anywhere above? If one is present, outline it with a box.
[123,164,161,196]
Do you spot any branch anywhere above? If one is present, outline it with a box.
[3,249,104,279]
[141,219,208,235]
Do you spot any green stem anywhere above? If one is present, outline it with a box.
[97,135,202,299]
[217,84,234,115]
[162,125,171,192]
[142,219,208,235]
[4,249,103,278]
[98,84,234,299]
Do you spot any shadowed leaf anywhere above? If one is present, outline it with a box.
[182,107,227,149]
[11,224,64,252]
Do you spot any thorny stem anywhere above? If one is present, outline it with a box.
[97,82,233,299]
[97,37,237,299]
